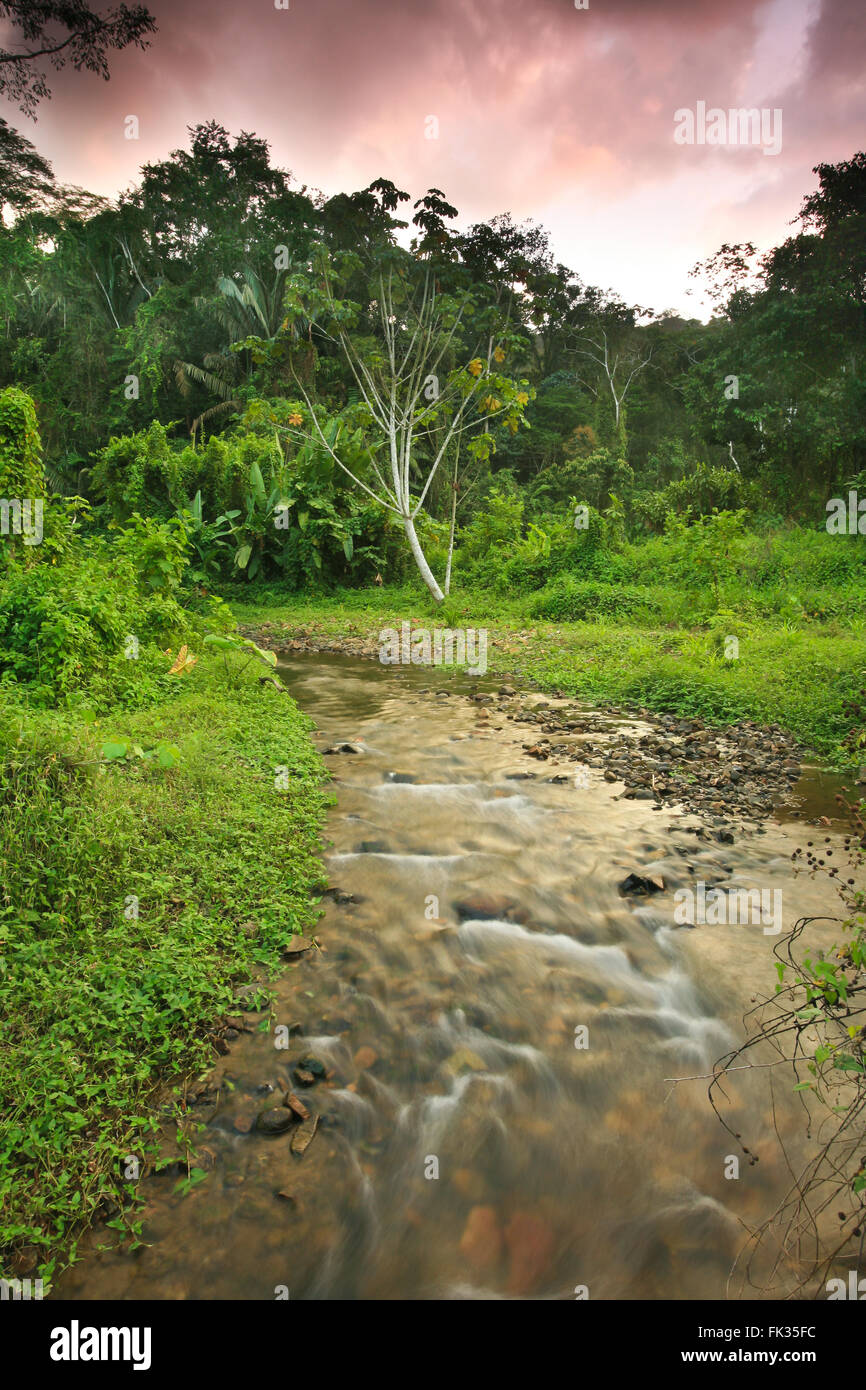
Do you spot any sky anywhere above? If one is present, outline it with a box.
[2,0,864,317]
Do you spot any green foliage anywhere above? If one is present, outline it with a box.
[633,463,754,531]
[202,631,277,686]
[2,124,866,1286]
[88,411,410,590]
[111,513,189,594]
[660,508,751,606]
[458,482,524,564]
[529,575,662,622]
[90,422,184,520]
[0,662,327,1282]
[529,447,634,513]
[0,508,208,708]
[0,387,44,497]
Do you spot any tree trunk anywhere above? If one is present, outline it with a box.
[402,512,444,602]
[444,475,458,597]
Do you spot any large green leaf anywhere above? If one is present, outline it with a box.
[203,633,277,667]
[248,459,266,506]
[101,740,128,760]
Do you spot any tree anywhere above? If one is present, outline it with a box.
[0,1,156,117]
[0,117,56,214]
[319,177,410,251]
[287,246,533,600]
[456,216,609,380]
[683,154,866,504]
[568,317,655,449]
[123,123,314,288]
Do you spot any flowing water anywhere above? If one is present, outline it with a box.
[57,653,846,1301]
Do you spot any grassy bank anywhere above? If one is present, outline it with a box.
[0,653,328,1286]
[231,581,866,764]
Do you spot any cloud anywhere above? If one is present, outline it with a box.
[1,0,863,313]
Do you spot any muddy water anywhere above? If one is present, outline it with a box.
[58,653,846,1301]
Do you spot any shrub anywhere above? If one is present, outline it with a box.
[90,422,181,521]
[0,387,44,499]
[0,513,220,709]
[528,575,663,622]
[634,462,756,531]
[527,448,634,513]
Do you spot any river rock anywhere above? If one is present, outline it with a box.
[459,1205,503,1273]
[618,872,665,896]
[505,1211,556,1295]
[290,1115,319,1156]
[453,892,529,923]
[442,1047,487,1077]
[452,1168,488,1203]
[256,1108,295,1135]
[294,1055,326,1084]
[282,938,313,958]
[284,1092,310,1120]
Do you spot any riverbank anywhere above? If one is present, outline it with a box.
[0,655,329,1288]
[232,586,866,768]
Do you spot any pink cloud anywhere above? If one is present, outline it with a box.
[2,0,863,313]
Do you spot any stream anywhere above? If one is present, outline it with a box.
[57,652,846,1301]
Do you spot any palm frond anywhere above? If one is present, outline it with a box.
[191,400,241,435]
[174,359,237,401]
